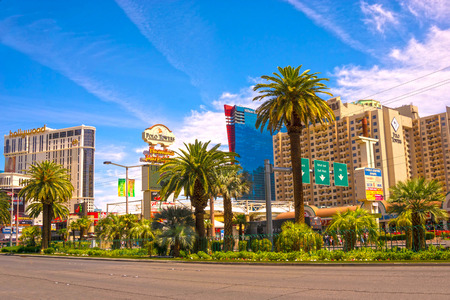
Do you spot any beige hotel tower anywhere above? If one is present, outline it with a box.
[3,125,96,212]
[273,97,450,207]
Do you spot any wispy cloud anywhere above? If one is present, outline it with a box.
[115,0,217,94]
[403,0,450,24]
[284,0,373,54]
[331,26,450,116]
[0,16,153,125]
[361,1,399,34]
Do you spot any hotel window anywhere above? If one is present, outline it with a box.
[373,115,376,119]
[374,129,378,132]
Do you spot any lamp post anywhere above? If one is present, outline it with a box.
[103,161,141,215]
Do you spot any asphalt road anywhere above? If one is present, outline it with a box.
[0,255,449,299]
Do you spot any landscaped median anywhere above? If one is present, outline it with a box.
[3,245,450,263]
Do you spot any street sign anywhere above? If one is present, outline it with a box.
[333,162,348,187]
[364,168,383,201]
[301,158,310,184]
[314,160,330,185]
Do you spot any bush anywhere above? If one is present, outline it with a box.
[197,251,211,260]
[251,239,260,252]
[211,241,222,252]
[43,247,55,254]
[238,240,248,252]
[260,239,272,252]
[276,222,323,252]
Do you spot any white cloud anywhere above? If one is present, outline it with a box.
[331,26,450,116]
[0,17,152,125]
[95,145,128,162]
[361,1,398,33]
[285,0,372,54]
[212,85,260,111]
[403,0,450,23]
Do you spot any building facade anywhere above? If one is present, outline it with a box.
[224,105,275,200]
[3,125,96,212]
[274,97,450,207]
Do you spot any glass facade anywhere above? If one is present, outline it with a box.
[225,105,275,200]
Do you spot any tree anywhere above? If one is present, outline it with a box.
[253,66,335,223]
[152,206,195,231]
[158,140,237,249]
[327,208,377,251]
[70,220,81,245]
[233,214,248,241]
[214,167,249,251]
[26,200,69,222]
[0,190,10,225]
[76,217,92,241]
[130,218,154,241]
[20,226,41,247]
[389,211,413,250]
[19,161,73,249]
[157,225,196,257]
[388,177,448,251]
[57,228,69,248]
[100,214,123,249]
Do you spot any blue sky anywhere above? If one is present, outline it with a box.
[1,0,449,210]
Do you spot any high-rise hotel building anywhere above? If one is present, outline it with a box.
[224,105,275,200]
[274,97,450,207]
[3,125,96,212]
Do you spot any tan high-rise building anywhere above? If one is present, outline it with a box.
[3,125,96,212]
[273,97,450,207]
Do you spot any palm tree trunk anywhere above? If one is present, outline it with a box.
[405,228,412,250]
[174,240,180,257]
[239,224,243,241]
[288,120,304,224]
[412,213,422,251]
[42,204,50,249]
[223,195,233,252]
[192,180,207,252]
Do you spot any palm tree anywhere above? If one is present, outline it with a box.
[253,66,335,224]
[214,167,249,251]
[233,214,248,241]
[0,190,10,225]
[101,214,123,249]
[77,217,92,241]
[26,200,69,222]
[70,220,80,244]
[119,214,138,248]
[389,211,412,250]
[19,161,73,249]
[158,140,237,246]
[157,225,196,257]
[327,208,377,251]
[19,226,41,247]
[57,228,69,247]
[152,206,195,231]
[388,177,448,251]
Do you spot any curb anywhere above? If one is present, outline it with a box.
[4,253,450,267]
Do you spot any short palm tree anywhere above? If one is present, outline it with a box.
[327,208,377,251]
[76,216,92,241]
[157,225,196,257]
[158,140,237,247]
[253,66,335,224]
[0,191,10,225]
[214,166,249,251]
[20,226,41,247]
[19,161,73,249]
[389,211,413,250]
[233,214,248,241]
[388,177,448,251]
[152,206,195,231]
[70,220,80,243]
[101,214,123,249]
[57,228,69,247]
[130,218,155,241]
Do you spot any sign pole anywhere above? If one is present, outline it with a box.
[10,188,13,248]
[264,159,273,247]
[16,187,19,245]
[125,167,129,215]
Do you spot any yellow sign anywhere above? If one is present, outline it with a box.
[9,125,47,138]
[142,124,175,147]
[72,139,79,146]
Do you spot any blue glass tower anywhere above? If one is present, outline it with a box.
[225,105,275,200]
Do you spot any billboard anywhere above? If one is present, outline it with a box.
[118,179,135,197]
[142,165,167,191]
[5,157,16,173]
[364,168,383,201]
[74,202,87,216]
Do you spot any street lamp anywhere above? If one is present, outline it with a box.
[103,161,141,215]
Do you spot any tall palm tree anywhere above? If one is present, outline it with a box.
[253,66,335,224]
[327,208,377,251]
[26,200,69,222]
[233,214,248,241]
[389,211,412,250]
[0,191,10,225]
[388,177,448,251]
[214,167,249,251]
[19,161,73,249]
[158,140,237,245]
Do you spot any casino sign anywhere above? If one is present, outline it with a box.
[141,124,175,164]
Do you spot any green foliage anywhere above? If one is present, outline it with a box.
[197,251,212,260]
[250,238,272,252]
[43,247,55,254]
[211,241,222,252]
[20,226,41,247]
[0,190,10,225]
[238,240,248,252]
[251,239,260,252]
[378,232,435,241]
[276,222,323,252]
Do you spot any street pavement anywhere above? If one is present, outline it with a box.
[0,255,449,299]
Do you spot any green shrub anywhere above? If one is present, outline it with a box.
[260,239,272,252]
[251,239,260,252]
[197,251,211,260]
[276,222,322,252]
[211,241,222,252]
[238,240,248,252]
[44,247,55,254]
